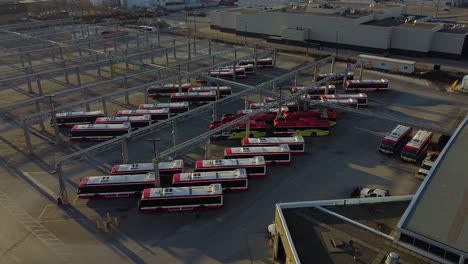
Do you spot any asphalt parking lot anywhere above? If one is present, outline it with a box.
[0,24,467,263]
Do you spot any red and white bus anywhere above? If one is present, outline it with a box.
[172,169,248,191]
[116,109,171,121]
[263,96,278,103]
[210,120,267,140]
[345,79,389,92]
[242,136,305,154]
[379,125,413,155]
[209,68,247,79]
[401,130,433,162]
[320,93,368,107]
[195,156,266,177]
[77,173,155,199]
[69,123,130,141]
[188,86,232,97]
[292,85,336,99]
[316,72,354,84]
[147,83,191,98]
[218,65,254,75]
[53,110,105,128]
[94,115,152,129]
[274,118,330,137]
[224,145,291,165]
[170,91,217,105]
[111,160,184,186]
[238,58,274,68]
[283,110,337,126]
[138,102,189,113]
[138,184,223,212]
[320,97,359,108]
[221,111,277,123]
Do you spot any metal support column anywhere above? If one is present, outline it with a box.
[26,68,32,93]
[331,57,335,73]
[64,63,69,84]
[51,110,61,143]
[144,87,149,104]
[244,95,249,110]
[36,77,43,96]
[23,120,33,153]
[212,103,217,122]
[35,101,45,131]
[102,99,108,115]
[122,139,129,164]
[125,49,129,70]
[273,49,277,68]
[19,50,24,67]
[109,58,114,78]
[165,52,169,66]
[157,29,161,47]
[75,67,81,86]
[56,163,69,205]
[294,74,298,87]
[208,40,212,56]
[246,119,251,137]
[152,155,161,188]
[342,71,347,91]
[232,60,236,81]
[313,67,317,82]
[187,42,191,61]
[151,44,155,64]
[136,34,140,49]
[173,39,177,59]
[359,62,363,80]
[234,49,237,60]
[26,53,32,67]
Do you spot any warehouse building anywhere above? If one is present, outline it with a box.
[209,3,468,59]
[271,117,468,264]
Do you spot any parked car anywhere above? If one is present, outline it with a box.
[416,151,439,179]
[351,187,390,198]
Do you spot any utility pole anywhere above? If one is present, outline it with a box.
[148,138,161,188]
[147,138,161,158]
[244,22,248,46]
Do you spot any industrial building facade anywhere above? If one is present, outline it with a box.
[209,5,468,59]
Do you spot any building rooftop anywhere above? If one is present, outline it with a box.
[280,199,436,264]
[363,17,439,29]
[399,116,468,254]
[438,26,468,34]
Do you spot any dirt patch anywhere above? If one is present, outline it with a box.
[416,70,465,85]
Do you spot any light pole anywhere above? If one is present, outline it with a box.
[147,138,161,158]
[244,22,248,46]
[335,30,339,57]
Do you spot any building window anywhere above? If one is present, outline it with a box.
[445,251,460,263]
[414,238,430,250]
[428,245,445,258]
[404,66,408,69]
[399,233,414,245]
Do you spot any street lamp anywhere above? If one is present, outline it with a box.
[147,138,161,158]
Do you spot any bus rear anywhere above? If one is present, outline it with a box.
[111,160,184,187]
[345,79,389,92]
[172,169,248,191]
[242,136,305,154]
[379,125,412,154]
[401,130,433,162]
[78,173,155,199]
[224,145,291,165]
[116,109,171,121]
[69,123,130,141]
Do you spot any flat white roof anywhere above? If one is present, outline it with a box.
[399,117,468,254]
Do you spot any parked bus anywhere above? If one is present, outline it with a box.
[283,110,337,126]
[210,121,267,140]
[320,97,359,108]
[170,91,217,105]
[274,118,330,137]
[147,83,191,98]
[53,110,105,128]
[316,72,354,84]
[224,144,291,165]
[218,65,254,75]
[172,169,248,191]
[101,30,129,38]
[94,115,152,129]
[138,184,223,212]
[188,86,232,97]
[116,109,171,121]
[138,102,189,113]
[345,79,389,92]
[111,160,184,186]
[77,173,155,199]
[242,136,305,154]
[379,125,413,155]
[292,85,336,99]
[320,93,368,107]
[238,58,274,68]
[221,111,277,123]
[69,123,130,141]
[401,130,433,162]
[195,156,266,177]
[209,68,246,79]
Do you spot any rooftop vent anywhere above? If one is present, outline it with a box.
[385,252,400,264]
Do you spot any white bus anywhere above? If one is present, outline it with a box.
[53,110,105,128]
[242,136,305,154]
[77,173,155,199]
[69,123,130,141]
[320,93,368,107]
[401,130,433,162]
[345,79,389,92]
[94,115,152,129]
[116,109,171,121]
[147,83,191,98]
[111,160,184,187]
[224,145,291,166]
[138,102,190,114]
[320,97,359,108]
[172,169,248,191]
[379,125,413,155]
[195,156,266,177]
[188,86,232,97]
[138,184,223,212]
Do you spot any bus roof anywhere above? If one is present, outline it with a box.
[171,91,216,97]
[117,109,170,115]
[80,173,155,186]
[316,72,353,77]
[139,102,189,109]
[404,130,433,150]
[320,98,358,104]
[243,136,304,145]
[383,125,412,144]
[150,83,191,88]
[196,156,266,168]
[225,145,290,155]
[71,123,130,131]
[173,169,247,182]
[321,93,367,99]
[346,79,388,84]
[113,160,184,172]
[95,115,151,123]
[274,118,329,126]
[142,184,223,199]
[293,85,336,92]
[189,86,231,91]
[56,110,104,117]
